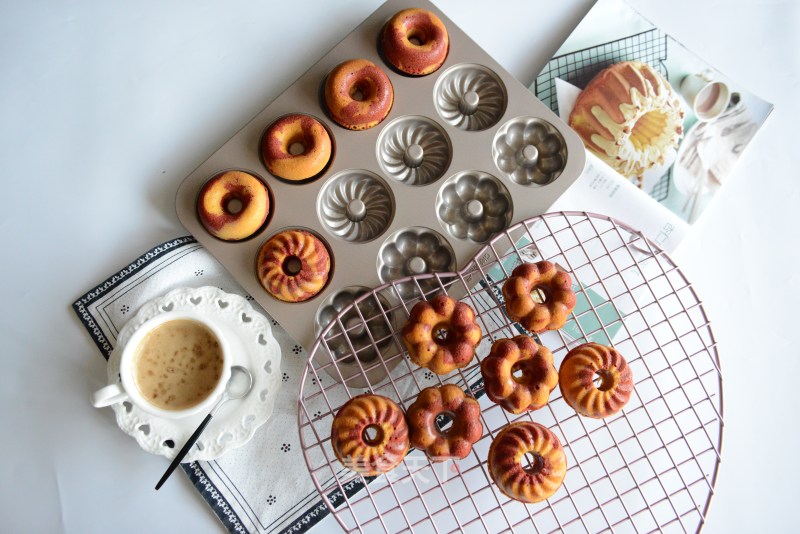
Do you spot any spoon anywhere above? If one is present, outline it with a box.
[155,365,254,490]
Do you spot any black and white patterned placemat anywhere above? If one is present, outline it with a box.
[73,236,338,534]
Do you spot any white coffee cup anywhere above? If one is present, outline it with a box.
[92,311,231,419]
[680,72,731,122]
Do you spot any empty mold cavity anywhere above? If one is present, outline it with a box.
[376,116,452,185]
[493,117,568,186]
[433,63,507,131]
[315,286,395,365]
[317,170,394,242]
[436,171,512,243]
[377,227,456,298]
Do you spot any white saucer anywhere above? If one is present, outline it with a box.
[106,286,282,462]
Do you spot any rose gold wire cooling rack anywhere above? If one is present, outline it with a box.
[297,212,723,533]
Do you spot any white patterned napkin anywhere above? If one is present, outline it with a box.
[73,236,335,534]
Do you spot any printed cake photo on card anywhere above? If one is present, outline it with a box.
[532,0,772,253]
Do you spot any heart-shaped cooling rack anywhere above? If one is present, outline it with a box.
[297,211,722,533]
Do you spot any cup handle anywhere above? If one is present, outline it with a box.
[92,383,128,407]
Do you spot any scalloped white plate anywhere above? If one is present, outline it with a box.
[106,286,281,462]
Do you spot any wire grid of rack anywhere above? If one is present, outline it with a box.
[298,212,722,533]
[534,29,669,116]
[533,29,672,202]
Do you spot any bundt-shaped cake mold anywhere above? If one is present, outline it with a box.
[376,116,451,186]
[493,117,568,186]
[317,170,394,243]
[436,171,512,243]
[434,63,507,131]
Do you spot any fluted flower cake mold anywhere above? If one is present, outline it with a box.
[175,0,585,356]
[493,117,569,186]
[377,226,456,299]
[436,170,513,243]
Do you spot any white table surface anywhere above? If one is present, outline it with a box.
[1,0,797,532]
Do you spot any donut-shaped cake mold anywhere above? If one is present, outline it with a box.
[315,286,395,365]
[433,63,507,131]
[436,171,512,243]
[317,170,394,243]
[493,117,568,186]
[377,227,456,299]
[376,116,451,186]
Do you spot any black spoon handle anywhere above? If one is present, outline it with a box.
[155,413,213,490]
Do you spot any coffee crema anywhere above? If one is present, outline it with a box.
[133,319,224,411]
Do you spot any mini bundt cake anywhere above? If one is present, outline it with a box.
[401,295,482,375]
[330,394,409,475]
[502,261,576,333]
[480,335,558,414]
[406,384,482,462]
[559,342,634,418]
[255,229,331,303]
[488,421,567,504]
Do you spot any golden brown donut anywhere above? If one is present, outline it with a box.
[401,295,482,375]
[406,385,482,462]
[569,61,684,184]
[488,422,567,504]
[196,170,270,241]
[255,229,330,303]
[324,59,393,130]
[260,114,332,181]
[502,261,576,333]
[330,394,409,475]
[381,8,449,75]
[480,336,558,414]
[559,342,634,418]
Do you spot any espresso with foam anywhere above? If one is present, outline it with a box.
[133,319,224,411]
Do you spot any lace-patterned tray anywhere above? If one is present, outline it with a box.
[106,286,282,462]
